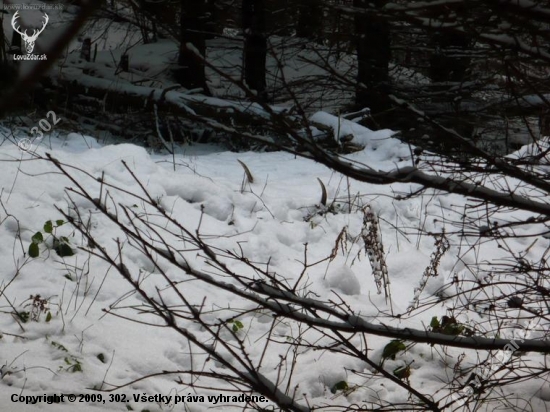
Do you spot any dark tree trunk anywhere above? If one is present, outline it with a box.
[426,4,472,118]
[0,16,5,62]
[354,0,391,116]
[81,38,91,62]
[242,0,267,102]
[205,0,220,38]
[175,0,209,93]
[428,2,471,86]
[119,54,129,72]
[429,31,471,84]
[10,30,21,55]
[296,0,323,40]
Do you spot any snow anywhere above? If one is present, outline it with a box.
[310,111,398,148]
[1,2,550,406]
[0,2,547,411]
[325,264,361,295]
[0,123,548,412]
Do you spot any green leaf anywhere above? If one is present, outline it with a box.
[64,274,74,281]
[97,353,106,363]
[70,363,82,373]
[43,220,53,234]
[437,316,468,336]
[55,220,64,227]
[330,380,349,394]
[17,311,30,323]
[430,316,440,330]
[382,340,406,360]
[51,341,68,352]
[55,242,74,257]
[29,242,40,258]
[54,238,74,257]
[45,312,52,322]
[232,320,244,333]
[31,231,43,244]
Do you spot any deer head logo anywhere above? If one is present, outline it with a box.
[11,11,49,54]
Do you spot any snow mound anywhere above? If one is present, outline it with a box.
[309,111,412,163]
[326,264,361,295]
[310,111,397,146]
[507,136,550,164]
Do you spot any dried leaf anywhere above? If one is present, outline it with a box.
[317,178,327,206]
[237,159,254,184]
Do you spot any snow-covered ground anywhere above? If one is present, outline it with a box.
[0,118,548,412]
[2,1,550,410]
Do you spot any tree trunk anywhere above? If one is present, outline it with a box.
[428,2,471,87]
[429,31,471,84]
[10,30,21,55]
[175,0,209,93]
[354,0,391,116]
[296,0,323,40]
[242,0,268,102]
[0,14,5,62]
[205,0,220,38]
